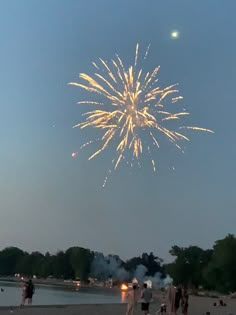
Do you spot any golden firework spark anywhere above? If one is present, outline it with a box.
[69,44,213,173]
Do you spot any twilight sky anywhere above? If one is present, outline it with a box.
[0,0,235,261]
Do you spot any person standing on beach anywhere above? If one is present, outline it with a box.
[167,284,176,314]
[141,283,152,315]
[181,288,189,315]
[26,279,35,305]
[168,284,183,315]
[20,282,28,306]
[174,286,182,314]
[125,284,139,315]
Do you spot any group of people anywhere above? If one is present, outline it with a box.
[126,283,152,315]
[21,279,35,306]
[213,299,227,307]
[125,282,189,315]
[166,284,189,315]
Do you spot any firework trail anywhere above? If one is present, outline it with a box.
[69,44,213,178]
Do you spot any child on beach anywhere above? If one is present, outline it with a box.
[156,303,167,315]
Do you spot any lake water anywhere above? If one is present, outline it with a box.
[0,281,124,306]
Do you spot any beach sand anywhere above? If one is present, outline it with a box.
[0,296,235,315]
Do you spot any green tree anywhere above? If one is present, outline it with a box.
[40,252,53,278]
[204,234,236,292]
[0,247,25,275]
[66,247,94,281]
[125,252,165,277]
[51,251,74,279]
[16,251,45,277]
[167,245,212,288]
[16,253,32,275]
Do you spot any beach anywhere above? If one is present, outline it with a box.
[0,297,235,315]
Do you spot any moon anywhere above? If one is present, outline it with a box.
[171,30,180,39]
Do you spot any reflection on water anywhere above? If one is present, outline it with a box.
[0,281,124,306]
[121,291,126,303]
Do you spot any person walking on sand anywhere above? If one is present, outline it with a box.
[126,284,139,315]
[141,283,152,315]
[26,279,35,305]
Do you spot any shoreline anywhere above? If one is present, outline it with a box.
[0,277,120,294]
[0,277,80,288]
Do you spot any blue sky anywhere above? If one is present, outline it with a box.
[0,0,235,260]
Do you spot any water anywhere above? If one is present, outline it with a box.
[0,281,123,306]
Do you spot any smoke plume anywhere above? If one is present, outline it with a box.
[90,254,172,287]
[90,253,129,281]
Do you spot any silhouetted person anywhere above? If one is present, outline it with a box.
[175,286,182,314]
[26,279,35,305]
[181,288,189,315]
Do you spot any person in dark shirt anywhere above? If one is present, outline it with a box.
[26,279,35,305]
[175,286,182,312]
[181,288,189,315]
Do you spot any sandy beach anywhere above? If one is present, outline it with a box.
[0,297,235,315]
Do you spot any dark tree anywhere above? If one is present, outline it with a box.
[167,245,212,288]
[204,234,236,292]
[125,252,165,277]
[0,247,25,275]
[66,247,94,281]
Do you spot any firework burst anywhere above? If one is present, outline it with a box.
[69,44,213,175]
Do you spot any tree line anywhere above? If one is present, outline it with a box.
[167,234,236,293]
[0,247,164,283]
[0,234,236,293]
